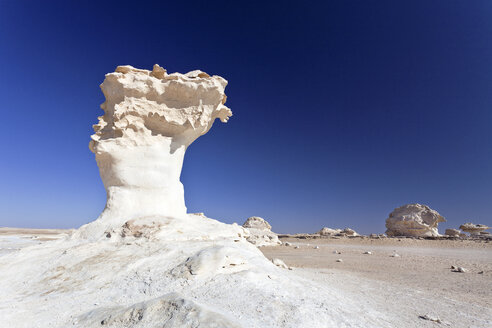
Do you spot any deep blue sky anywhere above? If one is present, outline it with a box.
[0,1,491,234]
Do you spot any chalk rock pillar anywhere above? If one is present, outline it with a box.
[89,65,231,226]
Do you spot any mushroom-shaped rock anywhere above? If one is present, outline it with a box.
[459,223,490,236]
[242,217,281,247]
[75,64,233,238]
[444,228,461,237]
[385,204,445,237]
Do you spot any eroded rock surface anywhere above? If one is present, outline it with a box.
[385,204,445,237]
[78,64,232,238]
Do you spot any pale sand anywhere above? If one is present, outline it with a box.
[261,236,492,326]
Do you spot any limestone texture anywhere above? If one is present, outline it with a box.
[242,216,281,247]
[385,204,445,237]
[78,64,231,238]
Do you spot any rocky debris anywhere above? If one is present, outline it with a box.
[451,266,467,273]
[283,242,292,246]
[390,252,400,257]
[369,234,387,239]
[418,314,448,325]
[444,229,461,237]
[314,246,319,249]
[336,259,343,262]
[333,250,341,254]
[242,217,281,247]
[385,204,446,237]
[271,258,289,269]
[459,223,490,236]
[363,251,372,255]
[294,245,300,249]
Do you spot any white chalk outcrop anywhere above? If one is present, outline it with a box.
[76,64,232,239]
[0,65,407,328]
[385,204,446,237]
[459,223,490,236]
[317,227,359,237]
[242,216,281,246]
[318,227,341,236]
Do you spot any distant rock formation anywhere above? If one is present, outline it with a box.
[385,204,445,237]
[444,228,461,237]
[317,227,359,237]
[341,228,359,236]
[459,223,490,236]
[242,217,281,246]
[318,227,340,236]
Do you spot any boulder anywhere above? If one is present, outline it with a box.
[242,217,281,247]
[385,204,445,237]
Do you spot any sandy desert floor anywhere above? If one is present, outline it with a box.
[262,236,492,327]
[1,228,491,327]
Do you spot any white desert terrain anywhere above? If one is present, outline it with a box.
[0,65,490,327]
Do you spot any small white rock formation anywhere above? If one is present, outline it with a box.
[318,227,341,236]
[459,223,490,236]
[317,227,359,237]
[242,216,281,246]
[271,258,289,269]
[444,228,461,237]
[385,204,446,237]
[243,216,272,230]
[341,228,359,236]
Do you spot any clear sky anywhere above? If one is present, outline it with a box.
[0,1,491,234]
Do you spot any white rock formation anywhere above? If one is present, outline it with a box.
[317,227,358,237]
[444,228,461,237]
[77,64,232,238]
[385,204,446,237]
[459,223,490,236]
[0,65,412,328]
[242,216,281,246]
[341,228,359,236]
[318,227,341,236]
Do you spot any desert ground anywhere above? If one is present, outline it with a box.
[261,236,492,327]
[1,228,491,327]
